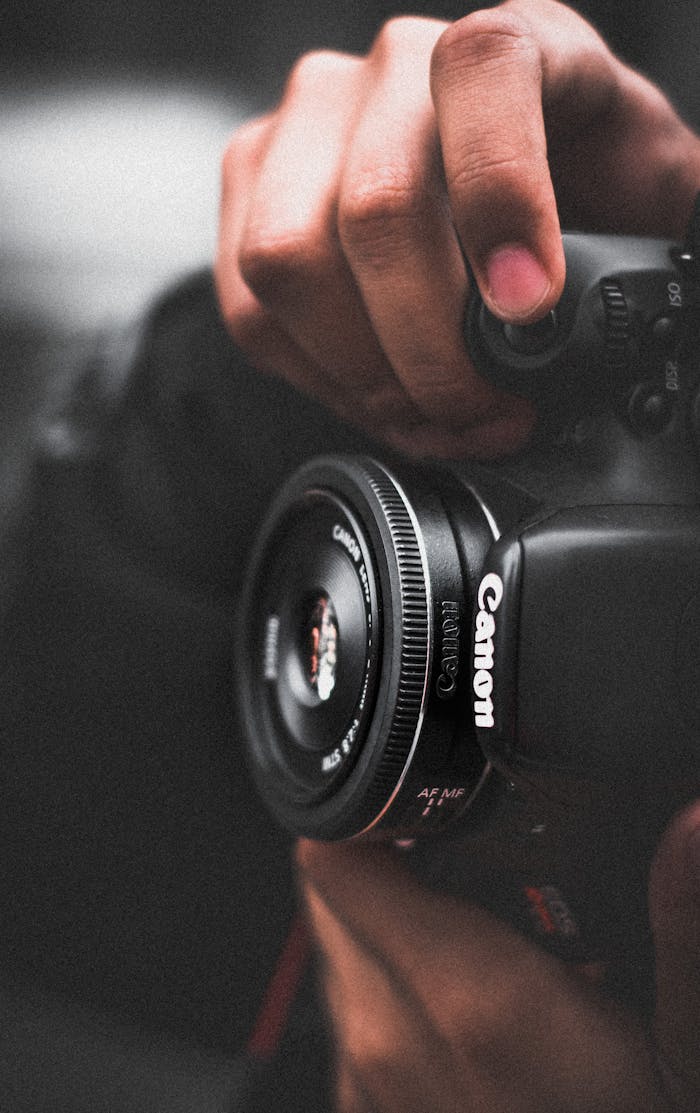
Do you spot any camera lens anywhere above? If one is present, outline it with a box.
[239,456,494,839]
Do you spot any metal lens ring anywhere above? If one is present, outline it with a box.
[240,456,439,836]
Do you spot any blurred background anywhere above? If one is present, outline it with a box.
[3,0,700,335]
[2,2,700,1109]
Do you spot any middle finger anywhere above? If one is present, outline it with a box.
[338,17,526,432]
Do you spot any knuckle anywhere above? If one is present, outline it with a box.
[431,9,537,82]
[220,117,270,183]
[339,170,436,256]
[239,231,301,286]
[451,147,526,200]
[371,14,443,59]
[239,228,329,300]
[283,49,355,98]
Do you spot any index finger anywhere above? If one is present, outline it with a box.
[429,2,614,322]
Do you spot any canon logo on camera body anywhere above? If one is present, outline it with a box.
[473,572,504,729]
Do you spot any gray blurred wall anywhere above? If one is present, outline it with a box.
[2,0,699,332]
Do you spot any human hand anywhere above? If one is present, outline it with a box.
[297,801,700,1113]
[215,1,700,459]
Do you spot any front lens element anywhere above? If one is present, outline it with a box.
[302,593,338,702]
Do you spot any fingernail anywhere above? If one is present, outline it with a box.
[485,244,552,321]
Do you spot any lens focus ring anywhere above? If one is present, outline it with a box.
[358,465,431,817]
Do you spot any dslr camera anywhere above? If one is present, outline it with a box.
[238,207,700,996]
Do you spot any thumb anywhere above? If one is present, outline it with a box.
[649,801,700,1112]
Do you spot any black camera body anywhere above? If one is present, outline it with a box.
[238,214,700,991]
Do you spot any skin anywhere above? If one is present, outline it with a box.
[215,2,700,1109]
[297,803,700,1113]
[215,0,700,458]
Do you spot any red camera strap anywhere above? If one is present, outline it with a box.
[246,911,311,1062]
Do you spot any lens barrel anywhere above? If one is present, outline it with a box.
[239,456,494,839]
